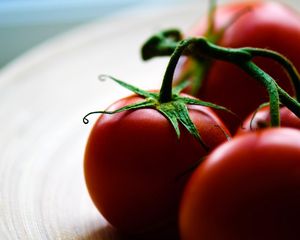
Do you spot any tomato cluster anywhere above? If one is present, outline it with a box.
[175,1,300,133]
[83,1,300,240]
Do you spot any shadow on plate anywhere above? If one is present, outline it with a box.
[75,224,180,240]
[74,224,121,240]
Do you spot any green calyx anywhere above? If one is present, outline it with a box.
[141,29,300,128]
[83,75,231,152]
[84,39,234,151]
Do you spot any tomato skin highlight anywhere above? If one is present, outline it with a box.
[84,94,229,239]
[176,1,300,133]
[238,106,300,133]
[180,128,300,240]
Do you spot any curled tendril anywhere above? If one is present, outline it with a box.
[82,75,110,124]
[98,74,113,82]
[84,36,245,147]
[83,111,102,124]
[83,116,89,124]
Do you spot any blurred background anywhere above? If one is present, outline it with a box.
[1,0,299,71]
[0,0,197,70]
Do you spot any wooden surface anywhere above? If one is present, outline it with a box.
[0,2,202,239]
[0,1,299,239]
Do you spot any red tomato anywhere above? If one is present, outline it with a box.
[180,128,300,240]
[175,1,300,133]
[84,93,229,239]
[239,105,300,133]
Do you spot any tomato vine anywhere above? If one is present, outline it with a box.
[142,31,300,127]
[84,38,234,150]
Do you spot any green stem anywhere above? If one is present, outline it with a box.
[238,61,280,126]
[278,87,300,118]
[159,39,194,103]
[144,34,300,125]
[141,29,182,60]
[206,0,217,38]
[190,59,211,95]
[244,48,300,101]
[190,38,252,62]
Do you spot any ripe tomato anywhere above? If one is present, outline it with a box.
[239,105,300,133]
[84,93,229,239]
[175,1,300,133]
[180,128,300,240]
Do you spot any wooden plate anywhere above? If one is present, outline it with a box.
[1,1,299,239]
[0,2,203,239]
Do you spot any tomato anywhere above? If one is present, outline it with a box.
[179,128,300,240]
[84,93,229,239]
[175,1,300,133]
[239,105,300,133]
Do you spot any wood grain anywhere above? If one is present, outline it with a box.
[0,3,201,239]
[0,0,299,239]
